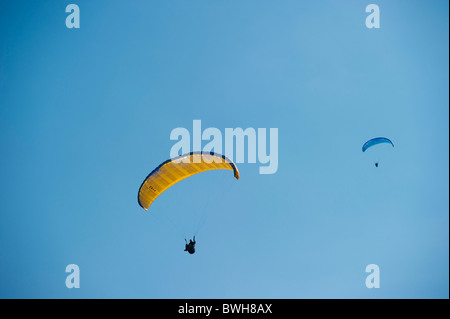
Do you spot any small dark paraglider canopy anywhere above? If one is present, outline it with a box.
[362,137,394,152]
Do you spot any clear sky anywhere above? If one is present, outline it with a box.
[0,0,448,298]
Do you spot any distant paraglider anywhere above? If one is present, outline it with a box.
[362,137,394,167]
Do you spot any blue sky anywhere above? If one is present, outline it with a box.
[0,0,448,298]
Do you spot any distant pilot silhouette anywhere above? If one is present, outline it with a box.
[184,236,196,254]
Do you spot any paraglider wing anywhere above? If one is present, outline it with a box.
[362,137,394,152]
[137,152,239,211]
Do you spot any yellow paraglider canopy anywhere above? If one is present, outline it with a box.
[137,152,240,211]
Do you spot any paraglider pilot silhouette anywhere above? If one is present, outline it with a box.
[184,236,196,254]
